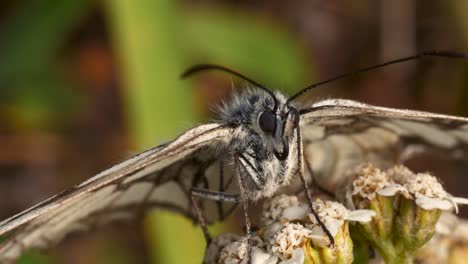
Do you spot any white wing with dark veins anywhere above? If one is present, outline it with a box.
[300,99,468,192]
[0,123,235,262]
[4,97,468,262]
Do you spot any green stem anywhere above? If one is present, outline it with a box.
[376,241,415,264]
[393,245,415,264]
[374,238,396,264]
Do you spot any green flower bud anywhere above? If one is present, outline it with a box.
[303,221,353,264]
[340,164,405,259]
[416,213,468,264]
[341,164,468,264]
[395,197,441,252]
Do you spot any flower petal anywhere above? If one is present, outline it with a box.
[451,197,468,206]
[346,209,376,222]
[279,248,304,264]
[377,184,409,197]
[415,196,453,211]
[282,205,308,221]
[324,218,343,237]
[252,248,278,264]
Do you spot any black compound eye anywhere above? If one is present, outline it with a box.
[258,111,276,134]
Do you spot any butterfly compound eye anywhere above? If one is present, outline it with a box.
[258,111,276,134]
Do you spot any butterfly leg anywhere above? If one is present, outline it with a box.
[190,188,240,243]
[295,125,335,245]
[234,156,253,264]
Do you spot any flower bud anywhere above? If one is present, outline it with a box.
[340,164,403,244]
[340,163,468,264]
[415,212,468,264]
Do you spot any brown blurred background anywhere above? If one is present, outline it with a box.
[0,0,468,263]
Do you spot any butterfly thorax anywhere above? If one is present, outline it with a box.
[217,89,298,200]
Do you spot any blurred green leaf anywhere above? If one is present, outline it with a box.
[106,0,193,142]
[105,0,196,263]
[0,0,92,83]
[183,10,309,91]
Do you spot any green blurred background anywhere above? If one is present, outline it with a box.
[1,1,468,263]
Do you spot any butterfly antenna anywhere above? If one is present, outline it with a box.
[182,64,279,111]
[287,50,468,105]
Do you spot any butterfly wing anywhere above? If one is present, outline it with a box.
[0,123,236,261]
[300,99,468,192]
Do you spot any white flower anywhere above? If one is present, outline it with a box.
[282,206,308,222]
[251,248,278,264]
[219,240,247,264]
[386,164,414,183]
[269,223,312,260]
[204,234,241,264]
[306,199,375,246]
[400,171,468,212]
[350,164,468,213]
[346,209,376,222]
[278,248,304,264]
[377,183,410,198]
[261,194,307,225]
[403,173,446,199]
[219,236,264,264]
[351,164,409,200]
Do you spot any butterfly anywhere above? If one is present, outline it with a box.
[1,50,468,262]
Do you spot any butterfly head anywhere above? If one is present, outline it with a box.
[256,97,300,161]
[182,65,301,199]
[219,89,300,199]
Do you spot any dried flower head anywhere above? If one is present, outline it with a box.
[307,199,374,246]
[351,164,392,200]
[211,195,371,264]
[346,163,468,212]
[218,239,248,264]
[269,223,311,260]
[218,236,266,264]
[385,164,413,183]
[204,233,241,264]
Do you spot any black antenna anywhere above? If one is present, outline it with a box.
[182,64,279,112]
[287,50,468,105]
